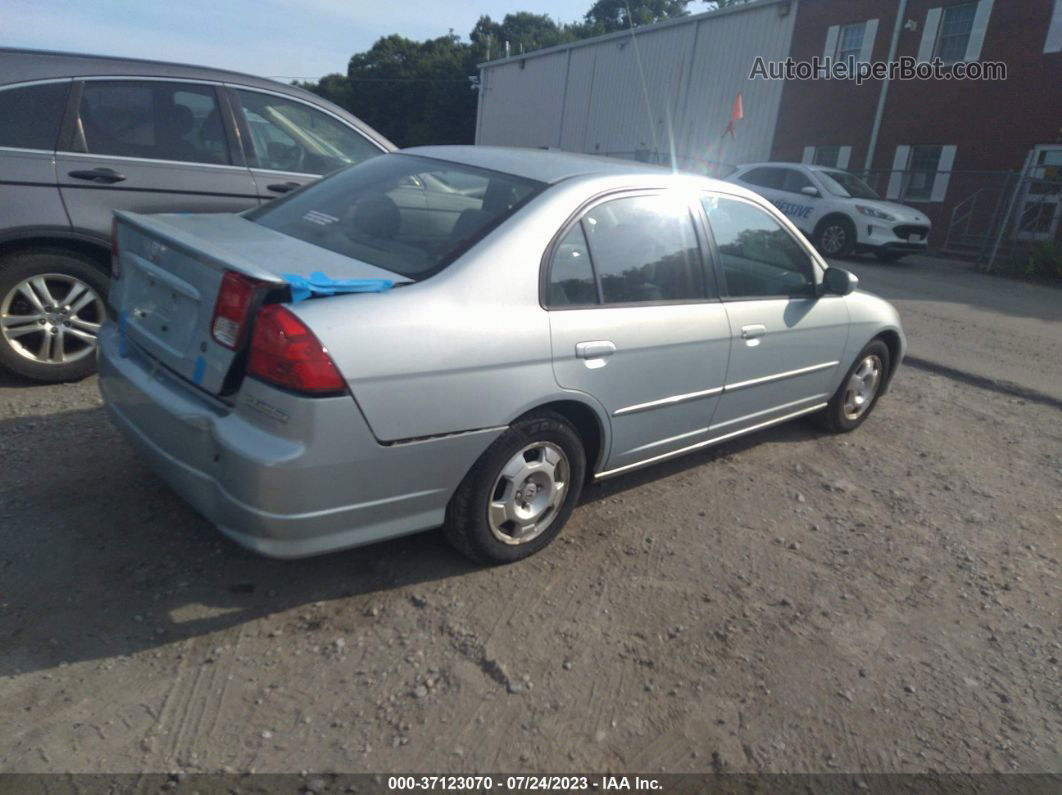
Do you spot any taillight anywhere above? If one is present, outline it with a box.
[110,217,120,277]
[211,271,260,349]
[247,304,345,395]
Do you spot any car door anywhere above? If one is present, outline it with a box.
[228,87,385,201]
[701,192,849,438]
[0,79,71,235]
[547,192,731,475]
[772,167,822,236]
[55,79,259,240]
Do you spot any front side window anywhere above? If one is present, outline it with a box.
[703,195,815,299]
[0,82,69,150]
[780,169,814,194]
[935,3,977,62]
[582,195,705,305]
[818,169,879,199]
[236,89,381,175]
[248,154,543,280]
[836,22,866,61]
[75,81,231,165]
[904,145,943,200]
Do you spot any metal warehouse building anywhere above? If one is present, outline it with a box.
[475,0,797,172]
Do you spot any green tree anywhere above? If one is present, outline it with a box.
[470,12,577,58]
[582,0,693,33]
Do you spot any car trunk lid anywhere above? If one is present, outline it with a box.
[110,210,410,395]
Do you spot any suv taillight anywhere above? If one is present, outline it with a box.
[247,304,345,394]
[211,271,260,349]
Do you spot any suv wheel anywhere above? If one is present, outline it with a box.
[0,250,109,382]
[816,216,856,258]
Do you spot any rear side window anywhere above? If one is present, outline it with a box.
[0,82,69,150]
[548,223,598,306]
[74,81,231,165]
[584,195,705,304]
[247,153,544,280]
[235,89,382,175]
[703,195,815,298]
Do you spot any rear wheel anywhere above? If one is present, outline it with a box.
[0,250,109,382]
[443,411,586,564]
[815,216,856,258]
[813,340,890,433]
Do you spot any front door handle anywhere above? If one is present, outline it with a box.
[68,168,126,184]
[575,340,616,359]
[741,324,767,339]
[267,181,301,193]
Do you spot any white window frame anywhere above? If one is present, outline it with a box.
[823,19,878,64]
[802,145,852,170]
[918,1,994,64]
[886,144,957,203]
[1046,0,1062,54]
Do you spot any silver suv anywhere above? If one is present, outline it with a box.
[0,47,392,381]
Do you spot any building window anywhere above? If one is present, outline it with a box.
[836,23,865,61]
[935,4,978,62]
[905,146,944,200]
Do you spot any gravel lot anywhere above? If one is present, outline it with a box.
[1,348,1059,774]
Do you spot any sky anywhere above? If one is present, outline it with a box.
[3,0,584,81]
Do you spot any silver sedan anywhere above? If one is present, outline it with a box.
[98,146,905,563]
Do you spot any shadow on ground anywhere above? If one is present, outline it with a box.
[0,403,822,677]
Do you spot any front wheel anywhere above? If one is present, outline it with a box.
[443,411,586,564]
[815,217,857,258]
[813,340,890,433]
[0,250,109,382]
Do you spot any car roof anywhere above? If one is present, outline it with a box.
[734,162,809,171]
[0,47,310,98]
[403,145,676,185]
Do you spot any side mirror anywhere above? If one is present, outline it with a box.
[800,185,820,197]
[822,267,858,296]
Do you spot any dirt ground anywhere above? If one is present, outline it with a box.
[0,364,1059,775]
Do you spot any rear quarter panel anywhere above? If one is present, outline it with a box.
[291,179,620,445]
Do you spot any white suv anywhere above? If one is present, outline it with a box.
[726,163,931,262]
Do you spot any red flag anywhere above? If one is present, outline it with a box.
[723,92,744,139]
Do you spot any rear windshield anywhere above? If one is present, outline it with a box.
[247,154,545,280]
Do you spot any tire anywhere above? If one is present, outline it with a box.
[815,216,857,258]
[874,250,907,262]
[443,411,586,564]
[0,249,110,382]
[813,340,890,434]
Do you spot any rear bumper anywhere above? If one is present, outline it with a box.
[97,323,501,557]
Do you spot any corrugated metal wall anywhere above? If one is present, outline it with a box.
[476,0,797,172]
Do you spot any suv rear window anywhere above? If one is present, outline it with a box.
[247,154,545,280]
[0,82,69,150]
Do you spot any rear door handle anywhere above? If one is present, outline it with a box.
[741,324,767,339]
[575,340,616,359]
[267,181,301,193]
[68,168,126,184]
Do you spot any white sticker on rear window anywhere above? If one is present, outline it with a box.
[302,210,339,226]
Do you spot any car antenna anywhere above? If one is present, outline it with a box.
[623,1,663,166]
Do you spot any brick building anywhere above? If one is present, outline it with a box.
[771,0,1062,249]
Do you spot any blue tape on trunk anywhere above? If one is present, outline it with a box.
[282,272,394,303]
[192,355,206,385]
